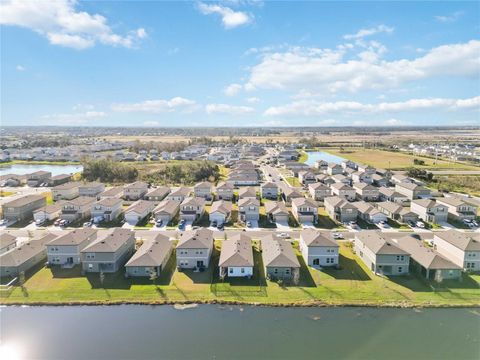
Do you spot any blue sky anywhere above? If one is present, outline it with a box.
[1,0,479,127]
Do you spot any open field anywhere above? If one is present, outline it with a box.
[2,243,478,307]
[322,148,479,170]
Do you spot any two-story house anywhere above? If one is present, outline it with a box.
[78,182,105,198]
[299,229,339,268]
[291,197,318,224]
[27,170,51,187]
[353,183,379,201]
[238,198,260,222]
[193,181,214,201]
[281,187,304,205]
[330,183,356,201]
[81,228,135,273]
[176,228,214,269]
[433,230,480,272]
[261,182,278,200]
[308,182,331,201]
[379,187,410,205]
[216,182,234,201]
[298,171,317,185]
[51,181,81,201]
[395,183,431,200]
[436,197,478,222]
[327,163,343,176]
[91,197,123,222]
[376,201,418,224]
[60,196,96,222]
[354,231,410,276]
[351,171,373,185]
[238,187,257,200]
[47,228,97,266]
[2,194,46,222]
[123,181,149,201]
[166,187,191,202]
[180,197,206,222]
[324,196,358,223]
[143,186,171,204]
[411,199,448,224]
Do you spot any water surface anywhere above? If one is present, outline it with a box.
[1,305,478,360]
[305,151,346,166]
[0,164,83,177]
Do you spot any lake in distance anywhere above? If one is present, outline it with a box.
[304,151,346,167]
[0,164,83,177]
[1,305,479,360]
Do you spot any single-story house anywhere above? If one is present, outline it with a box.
[219,233,254,278]
[166,187,191,202]
[0,233,17,255]
[78,182,105,198]
[264,201,290,223]
[51,181,81,201]
[209,200,232,225]
[33,202,64,223]
[153,199,180,225]
[291,197,318,224]
[261,234,300,282]
[353,201,388,224]
[125,234,173,277]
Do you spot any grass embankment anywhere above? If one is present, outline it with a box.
[2,243,478,307]
[322,148,479,171]
[298,151,308,163]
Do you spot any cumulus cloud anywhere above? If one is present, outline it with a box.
[111,97,197,113]
[205,103,255,115]
[264,96,480,117]
[224,83,243,96]
[343,24,394,40]
[197,2,252,29]
[243,40,480,93]
[0,0,147,49]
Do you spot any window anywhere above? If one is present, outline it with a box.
[274,268,278,274]
[285,269,290,274]
[241,268,245,273]
[398,267,403,273]
[229,268,233,274]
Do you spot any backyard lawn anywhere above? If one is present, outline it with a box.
[323,148,479,171]
[2,243,478,307]
[286,177,302,187]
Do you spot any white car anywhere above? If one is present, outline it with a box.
[416,221,425,228]
[279,232,290,238]
[332,232,344,239]
[0,219,7,226]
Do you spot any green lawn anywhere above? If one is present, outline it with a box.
[298,151,308,163]
[286,177,302,187]
[2,243,478,307]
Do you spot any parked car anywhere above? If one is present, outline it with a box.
[0,219,7,226]
[211,220,217,227]
[246,221,252,228]
[279,232,290,238]
[54,219,62,226]
[416,221,425,228]
[83,221,92,228]
[217,222,224,230]
[35,219,45,226]
[155,219,163,227]
[332,232,344,239]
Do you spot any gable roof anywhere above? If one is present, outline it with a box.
[48,228,97,246]
[154,199,180,215]
[376,201,403,214]
[99,186,124,197]
[309,182,330,191]
[81,228,134,253]
[238,197,260,207]
[125,234,172,267]
[238,187,257,198]
[261,234,300,268]
[177,228,214,249]
[412,199,445,209]
[292,197,318,208]
[95,197,123,207]
[264,201,289,216]
[355,231,408,255]
[124,181,148,190]
[3,194,45,208]
[210,200,232,215]
[434,230,480,251]
[125,200,154,214]
[181,197,205,207]
[324,196,357,209]
[0,233,57,267]
[52,181,82,190]
[301,229,338,247]
[331,183,354,191]
[194,181,213,190]
[146,186,171,198]
[261,182,278,189]
[64,196,96,207]
[218,234,254,267]
[216,182,234,190]
[168,187,191,197]
[0,233,16,249]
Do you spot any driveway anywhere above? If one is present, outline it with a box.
[122,222,135,229]
[245,220,259,231]
[438,222,453,230]
[275,221,290,231]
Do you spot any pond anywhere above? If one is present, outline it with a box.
[1,305,479,360]
[0,164,83,177]
[304,151,346,166]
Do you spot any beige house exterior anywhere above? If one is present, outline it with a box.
[2,194,46,222]
[60,196,96,222]
[125,234,173,277]
[433,230,480,272]
[123,181,149,201]
[51,181,81,201]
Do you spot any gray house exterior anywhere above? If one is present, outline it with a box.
[176,228,214,269]
[0,233,17,255]
[47,228,97,266]
[125,234,173,277]
[261,234,300,281]
[299,229,339,268]
[81,228,135,273]
[2,194,46,222]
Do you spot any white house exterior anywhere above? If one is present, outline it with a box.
[299,229,339,268]
[51,181,80,201]
[411,199,448,224]
[91,197,123,222]
[218,234,254,278]
[433,230,480,272]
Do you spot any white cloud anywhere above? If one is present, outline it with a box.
[40,110,106,124]
[343,24,394,40]
[15,65,25,71]
[0,0,147,49]
[111,97,197,113]
[435,11,464,23]
[243,40,480,93]
[224,83,242,96]
[246,97,260,104]
[264,96,480,117]
[205,103,255,115]
[197,2,252,29]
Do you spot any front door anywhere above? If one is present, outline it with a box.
[67,257,73,264]
[313,258,320,266]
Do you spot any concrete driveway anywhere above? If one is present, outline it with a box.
[245,220,259,231]
[275,221,290,231]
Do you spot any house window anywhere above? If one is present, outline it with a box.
[274,268,278,274]
[398,267,403,273]
[229,268,233,273]
[241,268,245,273]
[285,269,290,275]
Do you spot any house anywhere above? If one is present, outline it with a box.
[144,186,171,203]
[376,202,418,224]
[2,194,46,222]
[314,160,328,171]
[238,198,260,222]
[436,197,478,221]
[194,181,214,200]
[216,182,234,201]
[353,201,388,224]
[219,234,254,278]
[176,228,214,269]
[78,182,105,198]
[52,181,81,201]
[98,186,124,200]
[238,187,257,199]
[357,164,376,174]
[49,174,72,186]
[0,174,22,187]
[33,202,64,223]
[0,233,57,278]
[282,161,310,176]
[332,174,350,185]
[281,187,304,204]
[47,228,97,266]
[60,196,96,222]
[299,229,339,268]
[227,172,260,186]
[125,234,173,277]
[153,199,180,224]
[264,201,290,224]
[261,234,300,281]
[298,171,316,185]
[395,235,462,281]
[391,174,413,184]
[411,199,448,224]
[324,196,358,223]
[180,197,205,222]
[372,174,388,187]
[123,181,149,201]
[261,182,278,200]
[0,233,16,255]
[27,170,51,187]
[330,183,356,201]
[166,187,191,202]
[308,182,331,201]
[327,163,343,176]
[378,187,410,205]
[341,160,357,170]
[209,200,232,225]
[433,230,480,272]
[354,231,410,276]
[91,197,123,222]
[351,171,373,185]
[81,228,135,273]
[291,197,318,224]
[395,183,431,200]
[124,200,155,225]
[353,183,379,201]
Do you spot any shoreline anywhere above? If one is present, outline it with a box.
[1,299,479,308]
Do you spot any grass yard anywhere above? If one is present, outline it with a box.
[323,148,479,171]
[0,191,16,197]
[315,207,343,229]
[286,177,302,187]
[2,243,478,306]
